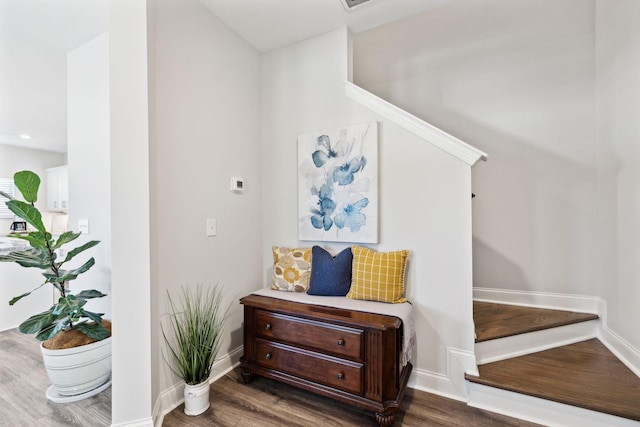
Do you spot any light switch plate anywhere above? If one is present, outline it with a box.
[206,218,217,236]
[78,219,89,234]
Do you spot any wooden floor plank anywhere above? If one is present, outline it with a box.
[473,301,598,342]
[163,367,541,426]
[0,328,111,427]
[467,338,640,421]
[1,323,557,426]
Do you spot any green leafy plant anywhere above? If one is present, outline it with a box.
[0,170,108,342]
[161,284,229,385]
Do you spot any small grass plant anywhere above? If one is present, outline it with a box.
[161,284,230,385]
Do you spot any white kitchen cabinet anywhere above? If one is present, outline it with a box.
[46,166,69,212]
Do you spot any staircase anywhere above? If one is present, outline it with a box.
[466,301,640,426]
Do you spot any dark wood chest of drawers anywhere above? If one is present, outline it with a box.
[239,294,412,426]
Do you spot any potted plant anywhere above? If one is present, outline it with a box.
[162,284,229,416]
[0,170,111,402]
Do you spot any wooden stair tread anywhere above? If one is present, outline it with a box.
[466,339,640,421]
[473,301,598,342]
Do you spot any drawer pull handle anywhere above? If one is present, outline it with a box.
[337,339,345,346]
[337,372,344,380]
[265,352,272,360]
[265,323,272,331]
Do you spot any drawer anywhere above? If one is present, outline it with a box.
[255,310,364,361]
[255,338,364,395]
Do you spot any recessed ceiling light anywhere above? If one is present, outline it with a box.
[18,134,32,140]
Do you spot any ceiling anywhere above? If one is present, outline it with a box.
[196,0,448,53]
[0,0,444,154]
[0,0,108,153]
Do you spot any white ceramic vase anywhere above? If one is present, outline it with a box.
[184,380,210,416]
[40,336,112,399]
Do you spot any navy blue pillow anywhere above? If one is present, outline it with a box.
[307,246,353,296]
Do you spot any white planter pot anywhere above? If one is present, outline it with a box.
[184,380,210,416]
[40,336,112,399]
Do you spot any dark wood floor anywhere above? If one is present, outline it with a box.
[473,301,598,342]
[163,367,541,426]
[0,328,111,427]
[467,338,640,422]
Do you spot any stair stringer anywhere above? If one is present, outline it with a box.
[468,382,640,427]
[344,81,487,166]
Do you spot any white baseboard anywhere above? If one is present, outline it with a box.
[473,287,601,314]
[408,347,477,402]
[152,346,243,427]
[408,367,464,402]
[600,324,640,378]
[111,418,154,427]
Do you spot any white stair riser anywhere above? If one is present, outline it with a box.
[467,382,639,427]
[475,319,598,365]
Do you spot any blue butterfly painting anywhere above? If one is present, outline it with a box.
[334,198,369,232]
[298,122,378,243]
[312,135,337,167]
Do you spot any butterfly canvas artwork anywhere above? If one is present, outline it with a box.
[298,122,378,243]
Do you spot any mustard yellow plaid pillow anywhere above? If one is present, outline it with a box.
[347,245,409,303]
[271,246,312,292]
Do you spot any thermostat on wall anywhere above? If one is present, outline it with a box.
[230,177,244,194]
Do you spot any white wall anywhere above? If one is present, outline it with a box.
[353,0,598,297]
[0,31,67,153]
[595,0,640,352]
[93,2,640,425]
[0,145,65,231]
[261,28,476,397]
[67,32,111,319]
[147,0,262,411]
[0,261,53,332]
[109,0,152,425]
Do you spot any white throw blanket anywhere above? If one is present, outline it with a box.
[250,288,416,367]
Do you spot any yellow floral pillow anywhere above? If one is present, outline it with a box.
[347,245,409,303]
[271,246,312,292]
